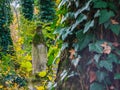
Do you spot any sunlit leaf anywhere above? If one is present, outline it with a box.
[0,85,3,88]
[94,54,101,63]
[61,42,68,51]
[74,0,92,18]
[94,10,100,18]
[61,26,71,40]
[61,12,74,23]
[35,86,45,90]
[58,0,68,8]
[71,14,87,31]
[71,56,81,67]
[47,55,54,66]
[38,71,47,77]
[83,20,94,33]
[60,70,68,81]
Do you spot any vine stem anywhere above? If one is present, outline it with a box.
[100,25,103,39]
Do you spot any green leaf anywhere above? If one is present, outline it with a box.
[93,1,107,8]
[110,24,120,35]
[79,34,93,50]
[83,20,94,33]
[61,42,68,51]
[90,82,105,90]
[61,26,71,40]
[108,2,117,11]
[76,30,84,40]
[89,41,103,53]
[94,54,101,63]
[75,0,79,8]
[58,0,68,8]
[99,10,115,24]
[53,27,64,34]
[76,31,94,50]
[38,70,47,77]
[96,71,108,82]
[54,27,71,40]
[94,10,100,18]
[114,73,120,79]
[21,61,32,72]
[71,14,87,31]
[107,54,118,63]
[61,12,74,23]
[74,0,92,18]
[47,55,54,66]
[99,60,113,71]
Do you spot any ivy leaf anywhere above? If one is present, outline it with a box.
[76,31,93,50]
[79,34,93,50]
[71,56,81,67]
[99,10,115,24]
[90,82,105,90]
[54,27,71,40]
[61,26,71,40]
[108,2,117,11]
[58,0,68,8]
[96,71,108,82]
[53,27,64,34]
[75,0,79,8]
[114,73,120,79]
[74,0,92,18]
[60,70,68,81]
[93,1,107,8]
[89,41,103,53]
[94,54,101,63]
[107,54,118,63]
[71,14,87,31]
[94,10,100,18]
[61,12,74,23]
[76,30,84,40]
[83,20,94,33]
[61,42,68,51]
[110,24,120,35]
[99,60,113,72]
[21,61,32,72]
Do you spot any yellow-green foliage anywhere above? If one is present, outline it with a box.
[16,16,37,75]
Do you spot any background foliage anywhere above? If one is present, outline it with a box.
[1,0,120,90]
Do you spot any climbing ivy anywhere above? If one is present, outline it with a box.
[21,0,34,20]
[0,0,13,57]
[53,0,120,90]
[38,0,55,22]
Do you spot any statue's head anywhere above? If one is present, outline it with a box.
[36,25,42,34]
